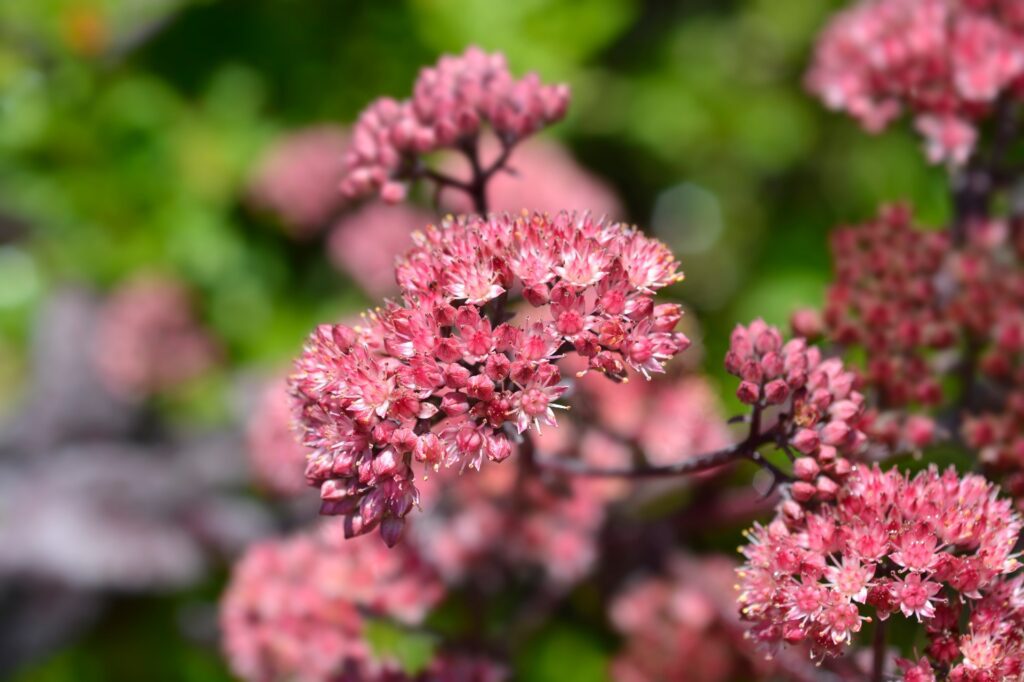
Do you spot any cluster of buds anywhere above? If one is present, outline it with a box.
[289,211,689,545]
[94,276,218,399]
[963,391,1024,503]
[247,126,349,237]
[726,319,864,495]
[806,0,1024,164]
[825,205,952,407]
[820,204,952,453]
[899,574,1024,682]
[948,220,1024,366]
[738,464,1022,662]
[341,47,570,203]
[220,523,444,682]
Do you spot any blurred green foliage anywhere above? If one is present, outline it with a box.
[0,0,956,679]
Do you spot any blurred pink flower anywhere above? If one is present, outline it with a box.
[246,376,310,496]
[441,137,622,219]
[610,555,787,682]
[327,202,428,298]
[248,126,349,237]
[221,522,444,682]
[412,457,609,588]
[93,276,218,399]
[568,358,731,468]
[806,0,1024,165]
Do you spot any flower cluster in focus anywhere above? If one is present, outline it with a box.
[899,574,1024,681]
[738,464,1022,663]
[289,211,689,545]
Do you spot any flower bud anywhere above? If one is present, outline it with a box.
[793,457,820,481]
[790,308,823,339]
[522,283,550,307]
[791,481,817,502]
[764,379,790,405]
[414,433,443,466]
[815,475,839,500]
[380,516,405,547]
[821,421,851,446]
[736,381,760,405]
[791,428,820,454]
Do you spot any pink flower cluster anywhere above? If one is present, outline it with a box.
[340,47,570,202]
[806,0,1024,164]
[289,211,689,545]
[899,574,1024,681]
[94,276,218,399]
[248,126,349,237]
[822,205,950,453]
[726,319,864,496]
[964,392,1024,505]
[738,464,1022,661]
[948,220,1024,366]
[246,376,310,496]
[825,205,952,407]
[220,522,444,682]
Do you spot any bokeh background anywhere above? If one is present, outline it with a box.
[0,1,952,680]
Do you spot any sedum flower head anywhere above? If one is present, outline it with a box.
[822,204,952,454]
[738,464,1022,661]
[807,0,1024,165]
[290,211,689,545]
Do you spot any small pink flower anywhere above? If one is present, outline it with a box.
[895,573,943,621]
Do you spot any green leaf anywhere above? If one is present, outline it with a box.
[364,619,439,677]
